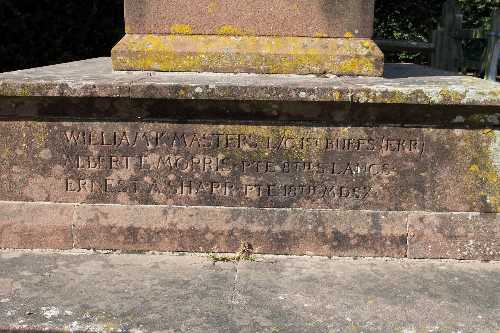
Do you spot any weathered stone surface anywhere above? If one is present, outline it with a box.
[235,257,500,332]
[408,212,500,260]
[73,204,407,257]
[124,0,374,38]
[1,251,499,332]
[0,250,237,333]
[0,60,498,259]
[0,58,138,98]
[2,58,500,106]
[116,0,378,75]
[2,201,499,259]
[0,203,73,249]
[111,34,384,76]
[0,121,498,213]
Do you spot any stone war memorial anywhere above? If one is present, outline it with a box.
[0,0,499,261]
[0,1,500,331]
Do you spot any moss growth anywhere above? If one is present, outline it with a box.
[466,130,500,212]
[30,122,48,148]
[467,114,487,125]
[208,241,256,263]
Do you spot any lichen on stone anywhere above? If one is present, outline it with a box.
[111,34,383,76]
[170,24,193,35]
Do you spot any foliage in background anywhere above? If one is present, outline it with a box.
[375,0,499,64]
[0,0,123,72]
[0,0,498,72]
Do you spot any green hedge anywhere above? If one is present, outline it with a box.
[0,0,498,72]
[375,0,498,64]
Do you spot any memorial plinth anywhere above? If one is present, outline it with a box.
[0,58,499,260]
[111,0,384,76]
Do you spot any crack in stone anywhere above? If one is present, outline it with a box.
[406,213,410,258]
[70,204,78,249]
[230,261,241,309]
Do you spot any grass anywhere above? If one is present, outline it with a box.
[208,241,256,263]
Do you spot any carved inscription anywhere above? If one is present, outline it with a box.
[53,125,426,208]
[1,121,495,212]
[62,130,424,153]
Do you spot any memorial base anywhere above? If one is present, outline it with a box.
[111,34,384,76]
[0,58,498,260]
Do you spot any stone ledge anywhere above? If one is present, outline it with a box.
[73,204,407,258]
[0,202,73,250]
[111,34,384,76]
[1,201,498,260]
[1,58,499,105]
[0,250,498,332]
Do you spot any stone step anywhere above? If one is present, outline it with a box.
[0,250,498,333]
[1,201,499,260]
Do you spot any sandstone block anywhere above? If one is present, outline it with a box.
[74,204,407,257]
[408,213,500,260]
[111,34,383,76]
[124,0,375,38]
[0,202,74,249]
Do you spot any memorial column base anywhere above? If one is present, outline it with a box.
[0,58,498,261]
[111,34,384,76]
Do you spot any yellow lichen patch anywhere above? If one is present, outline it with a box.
[338,57,376,75]
[439,88,466,104]
[170,24,193,35]
[333,91,343,101]
[112,34,383,76]
[217,25,246,36]
[314,32,328,38]
[383,90,408,104]
[469,164,480,173]
[361,40,372,49]
[344,32,354,38]
[20,87,30,97]
[465,131,500,212]
[482,129,496,138]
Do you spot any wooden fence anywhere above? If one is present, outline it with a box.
[375,0,500,81]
